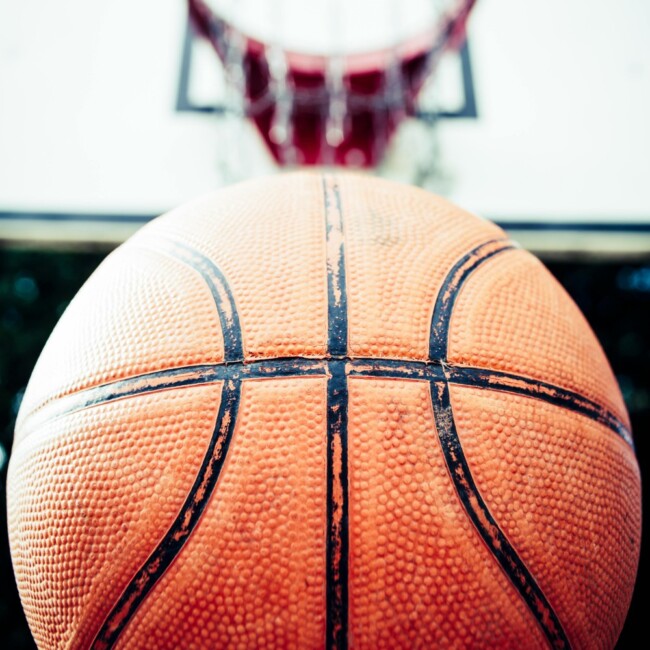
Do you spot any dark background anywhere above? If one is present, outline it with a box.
[1,249,648,648]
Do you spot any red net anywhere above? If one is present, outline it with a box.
[189,0,476,167]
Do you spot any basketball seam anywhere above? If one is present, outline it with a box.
[17,359,632,450]
[89,380,242,650]
[135,239,245,363]
[429,378,570,649]
[428,238,515,360]
[323,177,350,650]
[19,353,630,442]
[89,243,246,650]
[427,239,572,649]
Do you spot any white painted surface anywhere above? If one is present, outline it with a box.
[0,0,648,244]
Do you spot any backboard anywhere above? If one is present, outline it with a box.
[1,0,649,254]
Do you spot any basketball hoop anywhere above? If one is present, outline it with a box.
[188,0,476,170]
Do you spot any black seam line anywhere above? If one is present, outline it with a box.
[90,379,241,650]
[21,359,632,451]
[447,366,634,450]
[429,239,515,361]
[24,359,328,423]
[323,176,349,650]
[324,177,349,358]
[430,378,571,650]
[430,240,571,649]
[151,239,244,362]
[326,360,349,650]
[90,239,246,650]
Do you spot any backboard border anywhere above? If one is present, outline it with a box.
[175,21,478,121]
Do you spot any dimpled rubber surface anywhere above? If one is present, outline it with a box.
[7,172,641,650]
[447,249,630,426]
[15,247,224,434]
[115,379,327,650]
[132,178,329,361]
[8,385,223,650]
[337,175,503,360]
[347,379,548,649]
[450,386,641,650]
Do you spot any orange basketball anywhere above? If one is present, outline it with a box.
[8,173,641,649]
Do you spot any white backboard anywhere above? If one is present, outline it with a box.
[0,0,649,253]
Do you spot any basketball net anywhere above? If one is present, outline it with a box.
[188,0,476,186]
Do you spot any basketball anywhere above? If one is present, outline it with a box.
[7,173,641,649]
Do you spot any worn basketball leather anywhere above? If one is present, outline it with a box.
[8,173,640,649]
